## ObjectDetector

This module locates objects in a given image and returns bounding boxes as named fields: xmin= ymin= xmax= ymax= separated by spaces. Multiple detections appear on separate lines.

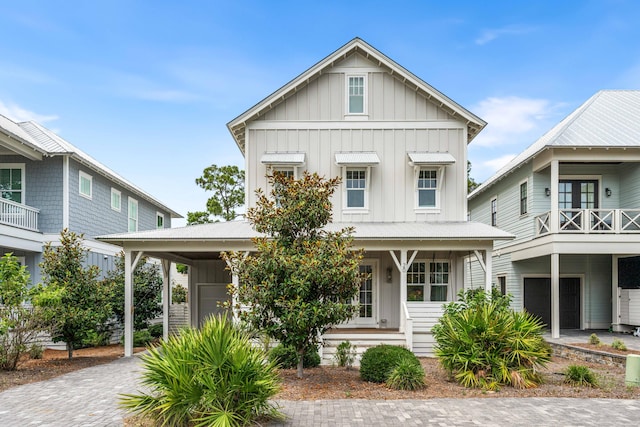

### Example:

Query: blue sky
xmin=1 ymin=1 xmax=639 ymax=226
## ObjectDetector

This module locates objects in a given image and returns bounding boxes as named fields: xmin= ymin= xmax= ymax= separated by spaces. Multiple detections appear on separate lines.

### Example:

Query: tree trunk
xmin=296 ymin=349 xmax=304 ymax=378
xmin=67 ymin=342 xmax=73 ymax=359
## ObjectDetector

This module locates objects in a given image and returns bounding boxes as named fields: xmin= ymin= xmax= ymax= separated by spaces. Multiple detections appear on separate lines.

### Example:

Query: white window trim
xmin=345 ymin=73 xmax=368 ymax=118
xmin=0 ymin=163 xmax=26 ymax=204
xmin=79 ymin=171 xmax=92 ymax=200
xmin=343 ymin=166 xmax=370 ymax=212
xmin=111 ymin=188 xmax=121 ymax=212
xmin=156 ymin=212 xmax=164 ymax=229
xmin=519 ymin=179 xmax=528 ymax=217
xmin=407 ymin=259 xmax=451 ymax=302
xmin=490 ymin=196 xmax=498 ymax=227
xmin=414 ymin=166 xmax=443 ymax=211
xmin=128 ymin=197 xmax=138 ymax=232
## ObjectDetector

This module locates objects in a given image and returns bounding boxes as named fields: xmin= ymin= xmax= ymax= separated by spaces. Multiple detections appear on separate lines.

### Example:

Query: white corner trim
xmin=63 ymin=156 xmax=69 ymax=228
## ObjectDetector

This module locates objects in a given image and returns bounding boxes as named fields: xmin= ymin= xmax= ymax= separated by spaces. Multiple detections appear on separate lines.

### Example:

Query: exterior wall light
xmin=545 ymin=188 xmax=551 ymax=197
xmin=386 ymin=267 xmax=393 ymax=282
xmin=606 ymin=188 xmax=612 ymax=197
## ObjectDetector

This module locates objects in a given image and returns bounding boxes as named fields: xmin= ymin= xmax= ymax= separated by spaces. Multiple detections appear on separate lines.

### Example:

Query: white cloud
xmin=471 ymin=96 xmax=557 ymax=147
xmin=0 ymin=100 xmax=59 ymax=123
xmin=475 ymin=25 xmax=536 ymax=45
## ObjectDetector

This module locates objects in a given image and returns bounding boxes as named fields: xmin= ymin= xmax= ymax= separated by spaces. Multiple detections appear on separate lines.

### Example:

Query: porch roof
xmin=98 ymin=220 xmax=514 ymax=245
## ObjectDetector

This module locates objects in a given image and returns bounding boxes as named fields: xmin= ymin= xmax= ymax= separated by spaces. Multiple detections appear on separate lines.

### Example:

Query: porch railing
xmin=0 ymin=198 xmax=39 ymax=231
xmin=534 ymin=209 xmax=640 ymax=236
xmin=401 ymin=302 xmax=413 ymax=351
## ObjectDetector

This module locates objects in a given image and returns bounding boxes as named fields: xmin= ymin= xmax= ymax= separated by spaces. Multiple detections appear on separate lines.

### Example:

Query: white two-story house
xmin=468 ymin=90 xmax=640 ymax=339
xmin=100 ymin=38 xmax=513 ymax=359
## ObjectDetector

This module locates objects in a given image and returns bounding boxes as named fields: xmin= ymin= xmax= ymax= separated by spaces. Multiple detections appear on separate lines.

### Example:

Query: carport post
xmin=161 ymin=260 xmax=171 ymax=341
xmin=551 ymin=253 xmax=560 ymax=339
xmin=124 ymin=250 xmax=143 ymax=357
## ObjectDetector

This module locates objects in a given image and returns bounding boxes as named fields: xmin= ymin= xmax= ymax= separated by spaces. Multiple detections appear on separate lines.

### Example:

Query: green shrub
xmin=269 ymin=344 xmax=320 ymax=369
xmin=611 ymin=338 xmax=627 ymax=351
xmin=121 ymin=329 xmax=153 ymax=347
xmin=432 ymin=289 xmax=551 ymax=390
xmin=29 ymin=343 xmax=44 ymax=360
xmin=588 ymin=333 xmax=601 ymax=345
xmin=172 ymin=284 xmax=188 ymax=304
xmin=564 ymin=364 xmax=598 ymax=387
xmin=386 ymin=358 xmax=426 ymax=390
xmin=81 ymin=329 xmax=111 ymax=348
xmin=120 ymin=315 xmax=282 ymax=426
xmin=359 ymin=345 xmax=419 ymax=383
xmin=334 ymin=340 xmax=358 ymax=369
xmin=147 ymin=323 xmax=163 ymax=338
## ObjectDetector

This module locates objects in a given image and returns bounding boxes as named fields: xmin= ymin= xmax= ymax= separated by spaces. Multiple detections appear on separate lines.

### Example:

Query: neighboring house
xmin=467 ymin=90 xmax=640 ymax=339
xmin=0 ymin=114 xmax=182 ymax=285
xmin=100 ymin=38 xmax=513 ymax=359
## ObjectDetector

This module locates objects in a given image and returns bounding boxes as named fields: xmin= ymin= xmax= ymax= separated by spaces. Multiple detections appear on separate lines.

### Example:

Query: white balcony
xmin=535 ymin=209 xmax=640 ymax=237
xmin=0 ymin=198 xmax=39 ymax=232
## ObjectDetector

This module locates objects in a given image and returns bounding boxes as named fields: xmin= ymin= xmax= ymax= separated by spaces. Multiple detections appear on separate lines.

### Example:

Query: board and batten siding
xmin=258 ymin=53 xmax=454 ymax=123
xmin=247 ymin=127 xmax=466 ymax=222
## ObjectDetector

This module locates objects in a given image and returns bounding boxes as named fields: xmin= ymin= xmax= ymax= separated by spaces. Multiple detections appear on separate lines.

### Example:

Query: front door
xmin=354 ymin=263 xmax=377 ymax=327
xmin=524 ymin=277 xmax=581 ymax=330
xmin=197 ymin=283 xmax=229 ymax=327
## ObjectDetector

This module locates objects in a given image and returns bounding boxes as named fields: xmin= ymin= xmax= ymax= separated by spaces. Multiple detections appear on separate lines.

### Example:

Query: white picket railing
xmin=0 ymin=198 xmax=39 ymax=231
xmin=534 ymin=209 xmax=640 ymax=236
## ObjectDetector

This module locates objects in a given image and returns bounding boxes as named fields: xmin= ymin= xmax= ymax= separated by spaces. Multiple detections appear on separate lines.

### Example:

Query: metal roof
xmin=98 ymin=220 xmax=513 ymax=244
xmin=335 ymin=152 xmax=380 ymax=165
xmin=261 ymin=152 xmax=306 ymax=165
xmin=469 ymin=90 xmax=640 ymax=199
xmin=0 ymin=115 xmax=181 ymax=218
xmin=407 ymin=152 xmax=456 ymax=165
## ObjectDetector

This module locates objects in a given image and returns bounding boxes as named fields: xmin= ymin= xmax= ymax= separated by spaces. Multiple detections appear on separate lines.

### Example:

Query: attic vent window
xmin=347 ymin=75 xmax=366 ymax=115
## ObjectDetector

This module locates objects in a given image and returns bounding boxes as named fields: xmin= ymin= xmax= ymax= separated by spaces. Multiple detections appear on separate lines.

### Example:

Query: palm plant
xmin=433 ymin=289 xmax=551 ymax=390
xmin=120 ymin=315 xmax=282 ymax=426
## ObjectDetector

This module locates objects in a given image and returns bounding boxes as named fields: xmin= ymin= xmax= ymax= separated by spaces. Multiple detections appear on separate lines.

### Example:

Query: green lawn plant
xmin=386 ymin=358 xmax=427 ymax=390
xmin=119 ymin=315 xmax=282 ymax=427
xmin=611 ymin=338 xmax=627 ymax=351
xmin=588 ymin=333 xmax=601 ymax=345
xmin=359 ymin=344 xmax=420 ymax=383
xmin=564 ymin=364 xmax=598 ymax=387
xmin=269 ymin=343 xmax=321 ymax=369
xmin=432 ymin=288 xmax=551 ymax=390
xmin=334 ymin=340 xmax=358 ymax=369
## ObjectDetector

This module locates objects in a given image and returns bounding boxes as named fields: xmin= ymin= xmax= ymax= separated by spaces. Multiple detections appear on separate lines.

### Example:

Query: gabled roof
xmin=0 ymin=114 xmax=181 ymax=218
xmin=469 ymin=90 xmax=640 ymax=199
xmin=227 ymin=38 xmax=486 ymax=155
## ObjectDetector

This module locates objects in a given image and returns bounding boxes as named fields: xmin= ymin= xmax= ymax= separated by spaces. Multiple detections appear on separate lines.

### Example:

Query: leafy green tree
xmin=468 ymin=161 xmax=480 ymax=193
xmin=0 ymin=253 xmax=47 ymax=370
xmin=35 ymin=230 xmax=113 ymax=358
xmin=105 ymin=254 xmax=163 ymax=331
xmin=223 ymin=172 xmax=363 ymax=378
xmin=187 ymin=164 xmax=245 ymax=224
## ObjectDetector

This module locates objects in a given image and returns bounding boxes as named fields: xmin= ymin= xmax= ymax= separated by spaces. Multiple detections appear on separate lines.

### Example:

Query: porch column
xmin=612 ymin=255 xmax=620 ymax=330
xmin=161 ymin=260 xmax=171 ymax=341
xmin=390 ymin=250 xmax=418 ymax=332
xmin=550 ymin=160 xmax=559 ymax=233
xmin=124 ymin=250 xmax=143 ymax=357
xmin=484 ymin=248 xmax=492 ymax=294
xmin=551 ymin=253 xmax=560 ymax=339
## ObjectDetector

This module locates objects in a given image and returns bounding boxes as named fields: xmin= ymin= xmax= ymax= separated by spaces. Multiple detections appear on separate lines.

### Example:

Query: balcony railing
xmin=0 ymin=198 xmax=39 ymax=232
xmin=535 ymin=209 xmax=640 ymax=236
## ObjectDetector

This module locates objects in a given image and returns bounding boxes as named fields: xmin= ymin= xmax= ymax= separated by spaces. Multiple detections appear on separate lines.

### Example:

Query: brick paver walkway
xmin=1 ymin=353 xmax=639 ymax=426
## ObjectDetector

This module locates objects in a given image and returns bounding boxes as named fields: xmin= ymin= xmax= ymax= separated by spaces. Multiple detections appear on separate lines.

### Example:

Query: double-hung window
xmin=0 ymin=164 xmax=24 ymax=203
xmin=79 ymin=171 xmax=92 ymax=199
xmin=156 ymin=212 xmax=164 ymax=229
xmin=407 ymin=261 xmax=450 ymax=302
xmin=347 ymin=75 xmax=366 ymax=115
xmin=111 ymin=188 xmax=121 ymax=211
xmin=417 ymin=169 xmax=437 ymax=208
xmin=520 ymin=181 xmax=528 ymax=215
xmin=491 ymin=197 xmax=498 ymax=226
xmin=346 ymin=169 xmax=366 ymax=208
xmin=128 ymin=198 xmax=138 ymax=232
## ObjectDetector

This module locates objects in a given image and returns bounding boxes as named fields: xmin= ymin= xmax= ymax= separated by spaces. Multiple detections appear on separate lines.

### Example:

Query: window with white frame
xmin=111 ymin=188 xmax=121 ymax=211
xmin=0 ymin=163 xmax=25 ymax=203
xmin=417 ymin=169 xmax=437 ymax=208
xmin=347 ymin=75 xmax=366 ymax=114
xmin=128 ymin=198 xmax=138 ymax=232
xmin=497 ymin=275 xmax=507 ymax=295
xmin=79 ymin=171 xmax=92 ymax=199
xmin=520 ymin=181 xmax=528 ymax=215
xmin=346 ymin=168 xmax=366 ymax=208
xmin=407 ymin=261 xmax=450 ymax=302
xmin=491 ymin=197 xmax=498 ymax=226
xmin=156 ymin=212 xmax=164 ymax=229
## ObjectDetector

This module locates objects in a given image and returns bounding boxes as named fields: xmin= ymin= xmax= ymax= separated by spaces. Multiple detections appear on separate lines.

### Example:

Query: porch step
xmin=320 ymin=332 xmax=407 ymax=366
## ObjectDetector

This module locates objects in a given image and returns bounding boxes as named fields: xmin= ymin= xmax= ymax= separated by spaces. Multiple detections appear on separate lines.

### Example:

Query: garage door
xmin=524 ymin=277 xmax=580 ymax=329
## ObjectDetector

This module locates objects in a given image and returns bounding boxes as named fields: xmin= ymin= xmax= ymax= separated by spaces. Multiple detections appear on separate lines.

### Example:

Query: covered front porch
xmin=98 ymin=220 xmax=512 ymax=358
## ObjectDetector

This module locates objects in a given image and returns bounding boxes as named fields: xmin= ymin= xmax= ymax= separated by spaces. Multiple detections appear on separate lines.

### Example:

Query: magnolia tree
xmin=223 ymin=172 xmax=364 ymax=378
